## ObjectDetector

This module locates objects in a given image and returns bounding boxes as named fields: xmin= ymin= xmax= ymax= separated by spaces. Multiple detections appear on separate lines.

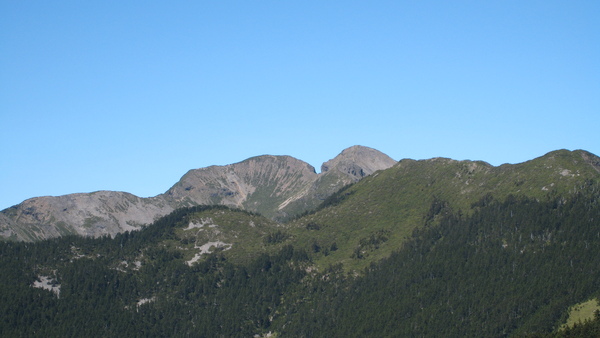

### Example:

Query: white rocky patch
xmin=137 ymin=297 xmax=155 ymax=306
xmin=560 ymin=169 xmax=571 ymax=177
xmin=542 ymin=183 xmax=556 ymax=191
xmin=32 ymin=276 xmax=61 ymax=298
xmin=114 ymin=260 xmax=129 ymax=272
xmin=186 ymin=241 xmax=232 ymax=266
xmin=70 ymin=245 xmax=86 ymax=260
xmin=185 ymin=217 xmax=218 ymax=230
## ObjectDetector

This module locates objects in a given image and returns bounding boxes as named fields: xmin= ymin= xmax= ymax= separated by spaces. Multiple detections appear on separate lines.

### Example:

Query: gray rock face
xmin=162 ymin=146 xmax=396 ymax=220
xmin=163 ymin=155 xmax=319 ymax=219
xmin=321 ymin=145 xmax=397 ymax=178
xmin=0 ymin=146 xmax=396 ymax=241
xmin=280 ymin=146 xmax=398 ymax=215
xmin=0 ymin=192 xmax=173 ymax=241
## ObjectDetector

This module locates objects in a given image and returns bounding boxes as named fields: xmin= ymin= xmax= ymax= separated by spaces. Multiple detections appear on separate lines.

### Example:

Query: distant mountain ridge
xmin=0 ymin=145 xmax=396 ymax=241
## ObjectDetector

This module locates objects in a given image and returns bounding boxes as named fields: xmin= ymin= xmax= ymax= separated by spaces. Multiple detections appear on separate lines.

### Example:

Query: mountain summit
xmin=0 ymin=146 xmax=396 ymax=241
xmin=162 ymin=145 xmax=396 ymax=220
xmin=163 ymin=155 xmax=319 ymax=218
xmin=321 ymin=145 xmax=397 ymax=177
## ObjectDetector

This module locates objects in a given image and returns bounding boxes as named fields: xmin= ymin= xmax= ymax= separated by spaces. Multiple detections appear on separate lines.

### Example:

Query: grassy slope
xmin=560 ymin=299 xmax=600 ymax=330
xmin=286 ymin=149 xmax=600 ymax=271
xmin=157 ymin=208 xmax=288 ymax=265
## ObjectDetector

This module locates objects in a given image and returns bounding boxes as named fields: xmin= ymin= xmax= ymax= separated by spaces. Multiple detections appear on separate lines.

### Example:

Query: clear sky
xmin=1 ymin=1 xmax=599 ymax=210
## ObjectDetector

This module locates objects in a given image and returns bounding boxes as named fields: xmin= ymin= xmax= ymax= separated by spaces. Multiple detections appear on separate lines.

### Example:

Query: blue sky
xmin=1 ymin=1 xmax=599 ymax=210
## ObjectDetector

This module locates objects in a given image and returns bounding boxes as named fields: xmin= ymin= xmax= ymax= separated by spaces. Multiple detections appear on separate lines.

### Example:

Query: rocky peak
xmin=267 ymin=146 xmax=399 ymax=218
xmin=320 ymin=145 xmax=397 ymax=179
xmin=163 ymin=155 xmax=319 ymax=218
xmin=1 ymin=146 xmax=395 ymax=241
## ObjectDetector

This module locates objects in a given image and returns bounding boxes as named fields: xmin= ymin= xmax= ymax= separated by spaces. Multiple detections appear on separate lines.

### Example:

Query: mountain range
xmin=288 ymin=148 xmax=600 ymax=270
xmin=0 ymin=145 xmax=396 ymax=241
xmin=2 ymin=146 xmax=600 ymax=336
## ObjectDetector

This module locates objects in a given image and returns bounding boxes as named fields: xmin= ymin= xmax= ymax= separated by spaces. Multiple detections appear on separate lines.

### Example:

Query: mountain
xmin=268 ymin=145 xmax=398 ymax=218
xmin=285 ymin=149 xmax=600 ymax=270
xmin=0 ymin=192 xmax=173 ymax=241
xmin=0 ymin=145 xmax=396 ymax=241
xmin=162 ymin=154 xmax=318 ymax=218
xmin=1 ymin=148 xmax=600 ymax=336
xmin=1 ymin=161 xmax=599 ymax=336
xmin=163 ymin=145 xmax=397 ymax=219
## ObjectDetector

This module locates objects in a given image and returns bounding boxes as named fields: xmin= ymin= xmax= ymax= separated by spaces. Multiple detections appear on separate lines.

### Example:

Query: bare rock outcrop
xmin=0 ymin=146 xmax=396 ymax=241
xmin=163 ymin=155 xmax=319 ymax=219
xmin=321 ymin=145 xmax=397 ymax=179
xmin=279 ymin=146 xmax=397 ymax=216
xmin=1 ymin=191 xmax=173 ymax=241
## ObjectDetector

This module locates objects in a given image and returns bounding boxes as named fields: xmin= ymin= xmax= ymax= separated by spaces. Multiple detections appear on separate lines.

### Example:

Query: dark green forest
xmin=279 ymin=185 xmax=600 ymax=336
xmin=2 ymin=182 xmax=600 ymax=336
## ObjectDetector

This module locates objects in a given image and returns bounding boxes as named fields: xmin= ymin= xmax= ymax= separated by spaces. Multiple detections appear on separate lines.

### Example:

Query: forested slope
xmin=1 ymin=181 xmax=600 ymax=336
xmin=0 ymin=206 xmax=310 ymax=337
xmin=279 ymin=183 xmax=600 ymax=336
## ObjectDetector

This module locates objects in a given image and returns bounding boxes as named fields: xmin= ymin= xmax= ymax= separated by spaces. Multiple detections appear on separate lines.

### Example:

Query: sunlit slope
xmin=288 ymin=149 xmax=600 ymax=270
xmin=159 ymin=206 xmax=290 ymax=265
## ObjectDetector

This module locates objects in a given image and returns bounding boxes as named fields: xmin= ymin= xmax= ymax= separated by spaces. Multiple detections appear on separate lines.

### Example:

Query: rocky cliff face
xmin=0 ymin=146 xmax=396 ymax=241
